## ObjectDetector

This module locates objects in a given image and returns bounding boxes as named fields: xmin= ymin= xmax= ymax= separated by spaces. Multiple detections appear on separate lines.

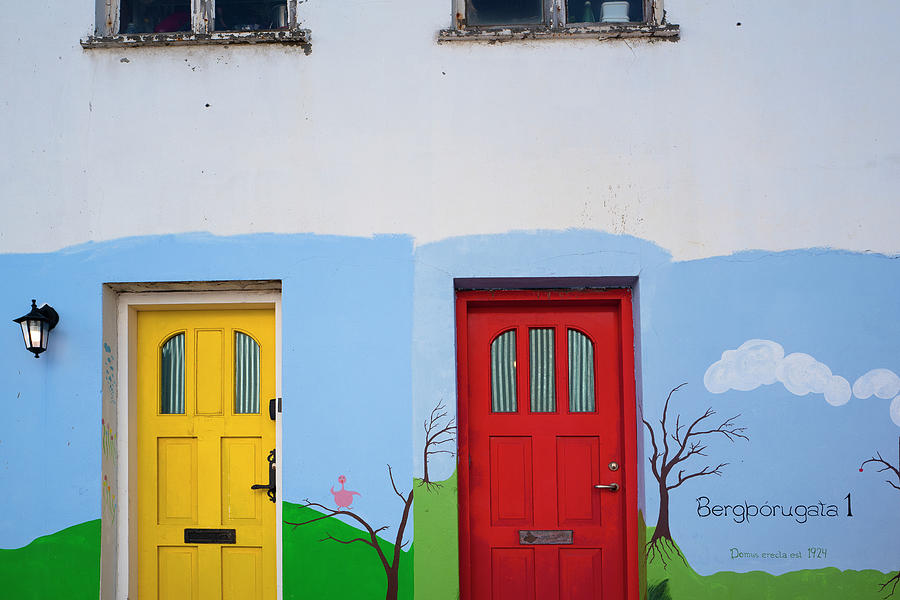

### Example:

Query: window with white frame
xmin=444 ymin=0 xmax=677 ymax=37
xmin=85 ymin=0 xmax=307 ymax=45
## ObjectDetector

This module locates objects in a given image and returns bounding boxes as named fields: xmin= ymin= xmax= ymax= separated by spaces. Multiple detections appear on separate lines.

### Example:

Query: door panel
xmin=556 ymin=437 xmax=600 ymax=524
xmin=491 ymin=548 xmax=535 ymax=600
xmin=559 ymin=549 xmax=603 ymax=600
xmin=196 ymin=329 xmax=225 ymax=415
xmin=158 ymin=546 xmax=199 ymax=600
xmin=490 ymin=437 xmax=534 ymax=525
xmin=138 ymin=307 xmax=276 ymax=600
xmin=221 ymin=437 xmax=263 ymax=524
xmin=222 ymin=547 xmax=264 ymax=600
xmin=457 ymin=290 xmax=636 ymax=600
xmin=157 ymin=437 xmax=199 ymax=524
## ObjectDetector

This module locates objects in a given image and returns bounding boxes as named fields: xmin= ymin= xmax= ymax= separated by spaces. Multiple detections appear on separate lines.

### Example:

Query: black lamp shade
xmin=13 ymin=300 xmax=59 ymax=358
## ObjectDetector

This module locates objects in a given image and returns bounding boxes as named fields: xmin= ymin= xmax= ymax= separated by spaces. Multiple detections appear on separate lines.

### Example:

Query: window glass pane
xmin=568 ymin=329 xmax=595 ymax=412
xmin=491 ymin=330 xmax=518 ymax=413
xmin=160 ymin=334 xmax=185 ymax=414
xmin=566 ymin=0 xmax=643 ymax=23
xmin=235 ymin=332 xmax=261 ymax=414
xmin=467 ymin=0 xmax=541 ymax=25
xmin=119 ymin=0 xmax=191 ymax=34
xmin=529 ymin=328 xmax=556 ymax=412
xmin=214 ymin=0 xmax=288 ymax=31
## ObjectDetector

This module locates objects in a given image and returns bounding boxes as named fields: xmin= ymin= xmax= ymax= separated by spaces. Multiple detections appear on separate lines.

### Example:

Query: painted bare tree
xmin=643 ymin=383 xmax=748 ymax=566
xmin=859 ymin=436 xmax=900 ymax=598
xmin=421 ymin=400 xmax=457 ymax=488
xmin=284 ymin=465 xmax=413 ymax=600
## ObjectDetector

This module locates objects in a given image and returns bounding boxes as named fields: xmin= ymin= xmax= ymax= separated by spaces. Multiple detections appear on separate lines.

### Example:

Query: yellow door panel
xmin=158 ymin=547 xmax=199 ymax=600
xmin=138 ymin=307 xmax=276 ymax=600
xmin=157 ymin=438 xmax=199 ymax=524
xmin=196 ymin=329 xmax=225 ymax=416
xmin=222 ymin=547 xmax=264 ymax=600
xmin=222 ymin=437 xmax=264 ymax=524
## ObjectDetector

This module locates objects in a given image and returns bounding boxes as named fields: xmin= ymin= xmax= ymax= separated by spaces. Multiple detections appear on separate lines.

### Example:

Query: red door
xmin=457 ymin=290 xmax=638 ymax=600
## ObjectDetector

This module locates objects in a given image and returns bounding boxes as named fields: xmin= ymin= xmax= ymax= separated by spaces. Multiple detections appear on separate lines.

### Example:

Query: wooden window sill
xmin=81 ymin=29 xmax=311 ymax=50
xmin=437 ymin=22 xmax=679 ymax=43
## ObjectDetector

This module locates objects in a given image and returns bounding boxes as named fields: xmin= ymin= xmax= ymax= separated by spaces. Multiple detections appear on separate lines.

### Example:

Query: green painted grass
xmin=646 ymin=527 xmax=896 ymax=600
xmin=0 ymin=520 xmax=100 ymax=600
xmin=413 ymin=473 xmax=459 ymax=600
xmin=283 ymin=502 xmax=413 ymax=600
xmin=8 ymin=508 xmax=890 ymax=600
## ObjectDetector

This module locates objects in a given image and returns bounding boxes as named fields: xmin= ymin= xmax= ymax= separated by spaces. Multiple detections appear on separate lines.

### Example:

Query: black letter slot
xmin=184 ymin=528 xmax=237 ymax=544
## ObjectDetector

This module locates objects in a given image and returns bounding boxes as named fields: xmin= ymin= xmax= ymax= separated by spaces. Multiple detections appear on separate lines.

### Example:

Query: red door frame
xmin=455 ymin=288 xmax=640 ymax=600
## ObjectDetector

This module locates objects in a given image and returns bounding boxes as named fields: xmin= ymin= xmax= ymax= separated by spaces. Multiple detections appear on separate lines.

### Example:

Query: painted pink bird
xmin=330 ymin=475 xmax=361 ymax=509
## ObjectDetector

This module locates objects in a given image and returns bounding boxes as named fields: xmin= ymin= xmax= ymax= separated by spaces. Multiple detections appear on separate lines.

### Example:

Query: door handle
xmin=251 ymin=449 xmax=277 ymax=503
xmin=593 ymin=483 xmax=619 ymax=492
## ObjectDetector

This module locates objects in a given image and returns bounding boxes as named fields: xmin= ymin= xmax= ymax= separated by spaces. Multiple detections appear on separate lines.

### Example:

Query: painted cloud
xmin=704 ymin=339 xmax=852 ymax=406
xmin=852 ymin=369 xmax=900 ymax=400
xmin=703 ymin=339 xmax=783 ymax=393
xmin=853 ymin=368 xmax=900 ymax=427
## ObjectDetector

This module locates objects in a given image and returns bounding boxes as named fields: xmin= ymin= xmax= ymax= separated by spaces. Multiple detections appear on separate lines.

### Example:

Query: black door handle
xmin=251 ymin=449 xmax=276 ymax=503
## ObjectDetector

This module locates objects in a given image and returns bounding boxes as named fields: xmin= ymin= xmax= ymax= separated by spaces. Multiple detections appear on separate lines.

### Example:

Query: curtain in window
xmin=568 ymin=329 xmax=595 ymax=412
xmin=234 ymin=332 xmax=260 ymax=414
xmin=491 ymin=330 xmax=517 ymax=413
xmin=530 ymin=328 xmax=556 ymax=412
xmin=160 ymin=333 xmax=185 ymax=415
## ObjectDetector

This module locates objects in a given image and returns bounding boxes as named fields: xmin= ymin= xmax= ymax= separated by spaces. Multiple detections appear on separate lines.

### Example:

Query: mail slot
xmin=518 ymin=530 xmax=573 ymax=545
xmin=184 ymin=528 xmax=237 ymax=544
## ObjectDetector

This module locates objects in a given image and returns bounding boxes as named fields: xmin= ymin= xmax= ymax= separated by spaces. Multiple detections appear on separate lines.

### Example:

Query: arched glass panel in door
xmin=568 ymin=329 xmax=595 ymax=412
xmin=234 ymin=331 xmax=260 ymax=414
xmin=160 ymin=333 xmax=185 ymax=414
xmin=490 ymin=330 xmax=517 ymax=413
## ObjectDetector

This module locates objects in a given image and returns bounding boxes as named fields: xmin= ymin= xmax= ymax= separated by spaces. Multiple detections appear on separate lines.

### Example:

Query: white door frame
xmin=113 ymin=289 xmax=283 ymax=600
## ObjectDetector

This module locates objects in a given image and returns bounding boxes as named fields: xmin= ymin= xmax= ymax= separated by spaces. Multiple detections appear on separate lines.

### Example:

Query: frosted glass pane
xmin=234 ymin=332 xmax=260 ymax=414
xmin=161 ymin=334 xmax=185 ymax=415
xmin=530 ymin=328 xmax=556 ymax=412
xmin=568 ymin=330 xmax=595 ymax=412
xmin=491 ymin=330 xmax=517 ymax=413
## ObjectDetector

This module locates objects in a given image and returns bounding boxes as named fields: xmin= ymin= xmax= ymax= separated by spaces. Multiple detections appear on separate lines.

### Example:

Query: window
xmin=440 ymin=0 xmax=679 ymax=41
xmin=83 ymin=0 xmax=309 ymax=48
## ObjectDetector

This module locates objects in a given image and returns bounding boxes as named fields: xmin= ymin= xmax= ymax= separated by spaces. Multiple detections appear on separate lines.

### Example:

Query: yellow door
xmin=137 ymin=306 xmax=276 ymax=600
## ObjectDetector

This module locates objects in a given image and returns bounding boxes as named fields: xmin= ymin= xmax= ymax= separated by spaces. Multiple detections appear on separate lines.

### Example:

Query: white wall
xmin=1 ymin=0 xmax=898 ymax=260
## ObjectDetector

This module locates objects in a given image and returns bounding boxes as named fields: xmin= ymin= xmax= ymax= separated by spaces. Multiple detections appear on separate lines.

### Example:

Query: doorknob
xmin=593 ymin=483 xmax=619 ymax=492
xmin=251 ymin=449 xmax=277 ymax=503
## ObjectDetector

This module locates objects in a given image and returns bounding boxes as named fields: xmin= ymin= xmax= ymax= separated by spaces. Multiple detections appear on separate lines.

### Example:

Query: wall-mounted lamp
xmin=13 ymin=300 xmax=59 ymax=358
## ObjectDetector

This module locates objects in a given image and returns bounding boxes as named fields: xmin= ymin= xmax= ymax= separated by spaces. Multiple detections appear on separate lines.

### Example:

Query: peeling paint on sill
xmin=81 ymin=29 xmax=312 ymax=53
xmin=437 ymin=22 xmax=679 ymax=43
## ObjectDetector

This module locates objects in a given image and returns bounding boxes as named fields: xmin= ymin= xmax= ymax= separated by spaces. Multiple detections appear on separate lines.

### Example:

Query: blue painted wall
xmin=0 ymin=233 xmax=414 ymax=548
xmin=1 ymin=230 xmax=899 ymax=593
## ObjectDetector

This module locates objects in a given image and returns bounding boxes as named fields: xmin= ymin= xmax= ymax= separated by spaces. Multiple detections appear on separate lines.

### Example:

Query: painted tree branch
xmin=859 ymin=437 xmax=900 ymax=598
xmin=643 ymin=383 xmax=748 ymax=566
xmin=421 ymin=400 xmax=457 ymax=488
xmin=285 ymin=500 xmax=391 ymax=570
xmin=861 ymin=450 xmax=900 ymax=492
xmin=284 ymin=465 xmax=414 ymax=600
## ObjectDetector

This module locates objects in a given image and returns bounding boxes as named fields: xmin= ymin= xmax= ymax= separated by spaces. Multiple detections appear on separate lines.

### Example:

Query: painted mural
xmin=643 ymin=383 xmax=749 ymax=567
xmin=0 ymin=231 xmax=898 ymax=599
xmin=642 ymin=333 xmax=900 ymax=599
xmin=285 ymin=468 xmax=413 ymax=600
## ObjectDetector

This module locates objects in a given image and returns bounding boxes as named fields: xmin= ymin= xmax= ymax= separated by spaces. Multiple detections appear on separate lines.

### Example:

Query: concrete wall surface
xmin=1 ymin=1 xmax=898 ymax=259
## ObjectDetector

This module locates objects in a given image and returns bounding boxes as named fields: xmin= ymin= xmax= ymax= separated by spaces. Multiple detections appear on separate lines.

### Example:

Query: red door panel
xmin=490 ymin=437 xmax=534 ymax=525
xmin=557 ymin=437 xmax=601 ymax=525
xmin=457 ymin=290 xmax=637 ymax=600
xmin=492 ymin=548 xmax=536 ymax=600
xmin=559 ymin=549 xmax=604 ymax=600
